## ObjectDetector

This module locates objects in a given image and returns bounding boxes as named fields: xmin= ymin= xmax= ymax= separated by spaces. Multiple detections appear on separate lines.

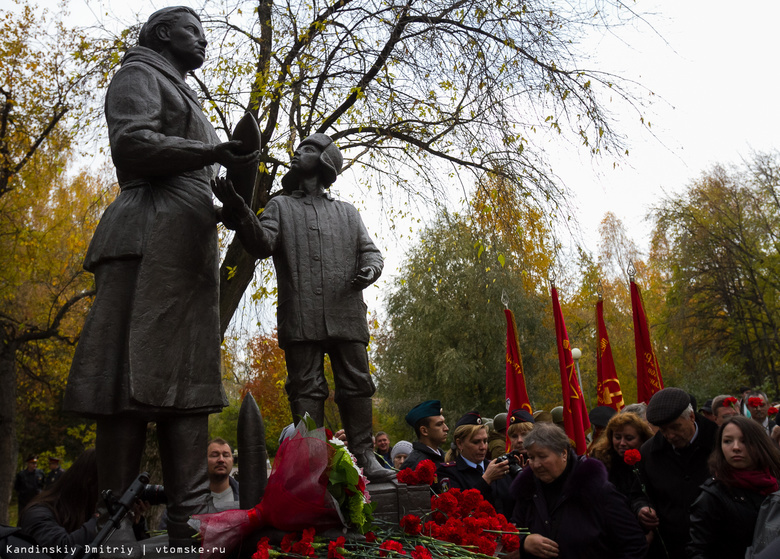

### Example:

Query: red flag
xmin=631 ymin=280 xmax=664 ymax=403
xmin=505 ymin=308 xmax=533 ymax=439
xmin=551 ymin=286 xmax=590 ymax=455
xmin=596 ymin=299 xmax=625 ymax=411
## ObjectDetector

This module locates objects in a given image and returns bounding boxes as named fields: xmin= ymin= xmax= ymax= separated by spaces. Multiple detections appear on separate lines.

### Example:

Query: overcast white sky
xmin=26 ymin=0 xmax=780 ymax=319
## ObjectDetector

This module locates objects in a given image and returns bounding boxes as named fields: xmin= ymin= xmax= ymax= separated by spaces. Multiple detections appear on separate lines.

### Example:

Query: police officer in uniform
xmin=436 ymin=412 xmax=512 ymax=512
xmin=44 ymin=457 xmax=65 ymax=489
xmin=400 ymin=400 xmax=449 ymax=471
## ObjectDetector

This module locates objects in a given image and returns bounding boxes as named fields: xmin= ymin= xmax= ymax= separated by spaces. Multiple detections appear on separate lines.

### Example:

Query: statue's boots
xmin=339 ymin=397 xmax=396 ymax=483
xmin=290 ymin=397 xmax=326 ymax=427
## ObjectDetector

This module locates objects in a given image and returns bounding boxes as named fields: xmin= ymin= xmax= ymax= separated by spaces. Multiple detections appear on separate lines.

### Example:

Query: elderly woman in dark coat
xmin=510 ymin=423 xmax=647 ymax=558
xmin=687 ymin=415 xmax=780 ymax=559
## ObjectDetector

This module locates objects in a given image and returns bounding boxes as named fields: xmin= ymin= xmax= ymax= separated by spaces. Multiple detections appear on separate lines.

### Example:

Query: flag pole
xmin=571 ymin=347 xmax=589 ymax=410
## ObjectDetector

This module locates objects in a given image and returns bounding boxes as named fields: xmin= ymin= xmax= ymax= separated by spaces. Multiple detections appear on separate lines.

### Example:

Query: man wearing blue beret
xmin=399 ymin=400 xmax=449 ymax=471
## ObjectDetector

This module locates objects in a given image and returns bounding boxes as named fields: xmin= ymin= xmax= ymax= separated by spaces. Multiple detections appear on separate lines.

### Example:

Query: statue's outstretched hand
xmin=212 ymin=140 xmax=260 ymax=169
xmin=352 ymin=267 xmax=377 ymax=290
xmin=211 ymin=176 xmax=246 ymax=212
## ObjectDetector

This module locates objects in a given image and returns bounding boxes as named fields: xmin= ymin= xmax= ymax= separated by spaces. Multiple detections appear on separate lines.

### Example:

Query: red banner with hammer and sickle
xmin=505 ymin=308 xmax=533 ymax=439
xmin=631 ymin=280 xmax=664 ymax=403
xmin=551 ymin=286 xmax=590 ymax=455
xmin=596 ymin=299 xmax=625 ymax=411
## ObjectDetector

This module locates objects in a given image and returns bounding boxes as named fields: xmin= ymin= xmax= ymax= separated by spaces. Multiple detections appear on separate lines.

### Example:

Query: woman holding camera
xmin=435 ymin=412 xmax=513 ymax=512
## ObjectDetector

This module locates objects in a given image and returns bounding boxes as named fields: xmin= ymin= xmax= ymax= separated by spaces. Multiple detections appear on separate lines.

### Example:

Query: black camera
xmin=139 ymin=484 xmax=167 ymax=505
xmin=495 ymin=450 xmax=523 ymax=476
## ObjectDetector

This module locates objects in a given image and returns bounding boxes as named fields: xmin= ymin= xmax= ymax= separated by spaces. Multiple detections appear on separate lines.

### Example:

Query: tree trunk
xmin=219 ymin=242 xmax=258 ymax=337
xmin=0 ymin=335 xmax=19 ymax=525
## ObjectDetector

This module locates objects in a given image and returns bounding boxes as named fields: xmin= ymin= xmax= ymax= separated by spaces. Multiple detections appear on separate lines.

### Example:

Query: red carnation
xmin=770 ymin=407 xmax=778 ymax=415
xmin=431 ymin=491 xmax=458 ymax=517
xmin=401 ymin=514 xmax=423 ymax=535
xmin=292 ymin=541 xmax=317 ymax=558
xmin=379 ymin=540 xmax=407 ymax=557
xmin=328 ymin=537 xmax=347 ymax=559
xmin=723 ymin=396 xmax=738 ymax=407
xmin=458 ymin=489 xmax=483 ymax=514
xmin=280 ymin=533 xmax=297 ymax=553
xmin=415 ymin=460 xmax=437 ymax=485
xmin=365 ymin=532 xmax=378 ymax=543
xmin=252 ymin=538 xmax=271 ymax=559
xmin=476 ymin=536 xmax=497 ymax=555
xmin=624 ymin=448 xmax=642 ymax=466
xmin=423 ymin=520 xmax=440 ymax=537
xmin=411 ymin=545 xmax=433 ymax=559
xmin=501 ymin=533 xmax=521 ymax=552
xmin=397 ymin=468 xmax=418 ymax=485
xmin=749 ymin=397 xmax=765 ymax=407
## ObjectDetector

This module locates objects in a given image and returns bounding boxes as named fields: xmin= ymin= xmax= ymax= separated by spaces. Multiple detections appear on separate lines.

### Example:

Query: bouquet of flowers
xmin=192 ymin=416 xmax=374 ymax=558
xmin=396 ymin=460 xmax=436 ymax=486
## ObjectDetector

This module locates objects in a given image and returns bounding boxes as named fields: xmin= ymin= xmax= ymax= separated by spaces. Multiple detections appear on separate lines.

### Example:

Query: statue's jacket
xmin=228 ymin=190 xmax=383 ymax=349
xmin=64 ymin=47 xmax=227 ymax=416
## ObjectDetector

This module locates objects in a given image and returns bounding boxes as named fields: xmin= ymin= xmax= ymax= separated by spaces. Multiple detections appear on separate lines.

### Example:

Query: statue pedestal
xmin=369 ymin=480 xmax=431 ymax=523
xmin=98 ymin=482 xmax=430 ymax=558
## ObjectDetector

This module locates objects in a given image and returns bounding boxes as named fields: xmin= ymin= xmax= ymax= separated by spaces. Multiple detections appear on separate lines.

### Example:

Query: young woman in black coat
xmin=688 ymin=415 xmax=780 ymax=559
xmin=19 ymin=449 xmax=99 ymax=557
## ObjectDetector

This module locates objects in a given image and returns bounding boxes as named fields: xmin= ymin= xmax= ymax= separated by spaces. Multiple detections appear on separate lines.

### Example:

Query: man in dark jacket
xmin=43 ymin=457 xmax=64 ymax=489
xmin=213 ymin=133 xmax=391 ymax=482
xmin=746 ymin=390 xmax=777 ymax=436
xmin=632 ymin=387 xmax=718 ymax=559
xmin=400 ymin=400 xmax=449 ymax=471
xmin=13 ymin=455 xmax=44 ymax=520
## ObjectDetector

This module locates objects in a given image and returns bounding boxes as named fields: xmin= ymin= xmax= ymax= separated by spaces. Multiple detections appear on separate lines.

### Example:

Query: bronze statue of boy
xmin=214 ymin=133 xmax=394 ymax=482
xmin=64 ymin=6 xmax=257 ymax=549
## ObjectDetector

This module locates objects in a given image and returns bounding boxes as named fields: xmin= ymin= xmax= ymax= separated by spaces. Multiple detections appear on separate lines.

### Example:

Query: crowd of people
xmin=11 ymin=386 xmax=780 ymax=558
xmin=385 ymin=388 xmax=780 ymax=558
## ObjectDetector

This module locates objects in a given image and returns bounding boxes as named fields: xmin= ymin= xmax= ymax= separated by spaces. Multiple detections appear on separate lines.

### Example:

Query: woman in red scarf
xmin=688 ymin=415 xmax=780 ymax=558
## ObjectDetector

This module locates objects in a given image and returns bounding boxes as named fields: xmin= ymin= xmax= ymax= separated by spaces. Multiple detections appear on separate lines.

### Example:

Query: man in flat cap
xmin=631 ymin=387 xmax=717 ymax=559
xmin=213 ymin=133 xmax=391 ymax=482
xmin=400 ymin=400 xmax=450 ymax=471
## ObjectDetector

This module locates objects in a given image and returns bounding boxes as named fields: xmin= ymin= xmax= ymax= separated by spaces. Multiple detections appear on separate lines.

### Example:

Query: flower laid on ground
xmin=192 ymin=416 xmax=375 ymax=558
xmin=242 ymin=487 xmax=524 ymax=559
xmin=379 ymin=539 xmax=407 ymax=557
xmin=327 ymin=536 xmax=347 ymax=559
xmin=421 ymin=488 xmax=521 ymax=555
xmin=396 ymin=459 xmax=436 ymax=485
xmin=400 ymin=514 xmax=422 ymax=536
